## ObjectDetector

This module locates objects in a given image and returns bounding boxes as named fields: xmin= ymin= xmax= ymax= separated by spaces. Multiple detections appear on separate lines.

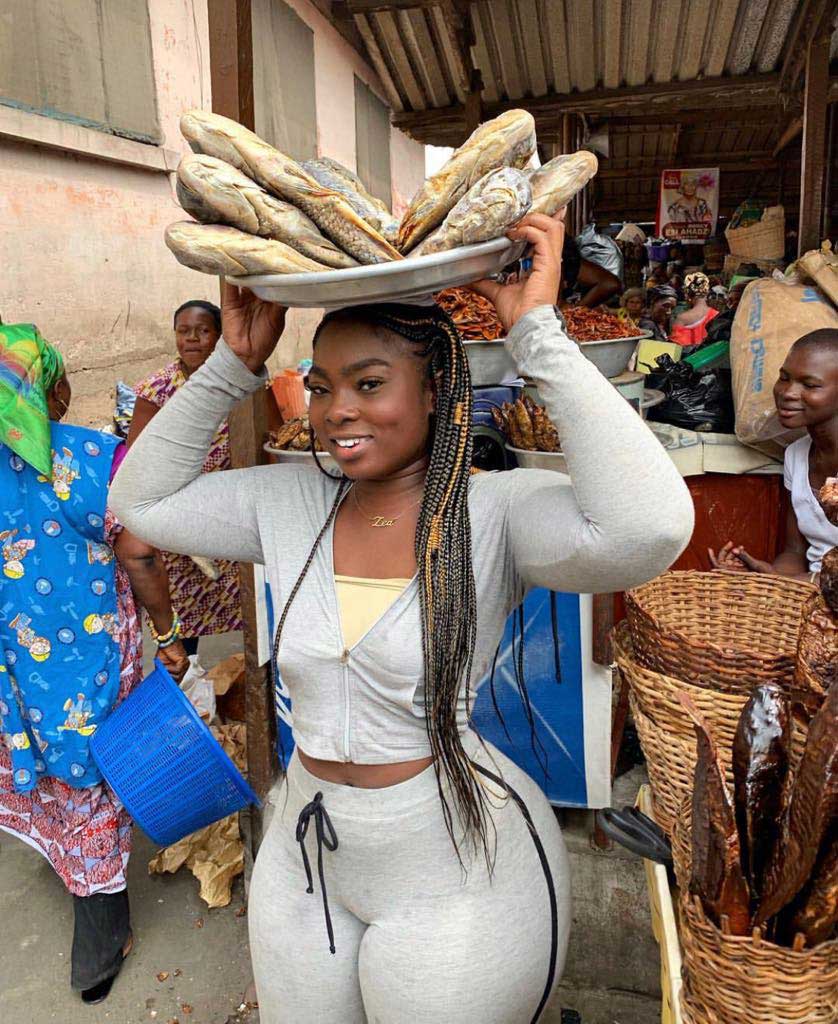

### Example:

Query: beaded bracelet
xmin=151 ymin=614 xmax=182 ymax=648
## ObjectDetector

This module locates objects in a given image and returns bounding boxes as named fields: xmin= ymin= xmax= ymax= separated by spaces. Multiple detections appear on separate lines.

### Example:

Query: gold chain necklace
xmin=352 ymin=486 xmax=422 ymax=528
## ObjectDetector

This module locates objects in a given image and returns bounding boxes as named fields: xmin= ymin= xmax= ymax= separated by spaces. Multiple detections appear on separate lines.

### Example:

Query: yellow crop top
xmin=334 ymin=575 xmax=412 ymax=648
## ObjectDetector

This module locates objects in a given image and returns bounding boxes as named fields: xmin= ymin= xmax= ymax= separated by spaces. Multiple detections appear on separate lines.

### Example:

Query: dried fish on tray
xmin=528 ymin=151 xmax=599 ymax=218
xmin=180 ymin=110 xmax=400 ymax=265
xmin=303 ymin=157 xmax=399 ymax=243
xmin=165 ymin=222 xmax=331 ymax=277
xmin=414 ymin=168 xmax=531 ymax=256
xmin=398 ymin=109 xmax=536 ymax=253
xmin=176 ymin=154 xmax=357 ymax=269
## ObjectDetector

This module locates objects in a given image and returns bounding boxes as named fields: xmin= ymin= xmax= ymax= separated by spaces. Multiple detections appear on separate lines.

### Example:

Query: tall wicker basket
xmin=615 ymin=623 xmax=748 ymax=834
xmin=625 ymin=572 xmax=815 ymax=692
xmin=672 ymin=801 xmax=838 ymax=1024
xmin=615 ymin=624 xmax=809 ymax=835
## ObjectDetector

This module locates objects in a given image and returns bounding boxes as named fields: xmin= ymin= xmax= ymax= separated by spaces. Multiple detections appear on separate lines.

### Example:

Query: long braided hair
xmin=271 ymin=301 xmax=490 ymax=858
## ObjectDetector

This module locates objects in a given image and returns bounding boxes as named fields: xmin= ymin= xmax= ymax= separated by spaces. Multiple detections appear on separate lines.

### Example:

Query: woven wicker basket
xmin=628 ymin=695 xmax=697 ymax=835
xmin=625 ymin=572 xmax=815 ymax=692
xmin=616 ymin=622 xmax=743 ymax=834
xmin=725 ymin=205 xmax=785 ymax=260
xmin=615 ymin=624 xmax=808 ymax=836
xmin=672 ymin=802 xmax=838 ymax=1024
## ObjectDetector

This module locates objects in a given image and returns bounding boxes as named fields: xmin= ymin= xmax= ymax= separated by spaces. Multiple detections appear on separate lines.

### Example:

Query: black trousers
xmin=71 ymin=890 xmax=130 ymax=990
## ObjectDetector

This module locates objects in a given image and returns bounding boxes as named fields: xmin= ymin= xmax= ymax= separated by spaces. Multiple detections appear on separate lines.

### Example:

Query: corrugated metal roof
xmin=349 ymin=0 xmax=815 ymax=115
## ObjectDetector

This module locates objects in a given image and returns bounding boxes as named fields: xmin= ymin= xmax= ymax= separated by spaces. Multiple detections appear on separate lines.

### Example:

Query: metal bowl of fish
xmin=229 ymin=237 xmax=527 ymax=310
xmin=576 ymin=332 xmax=651 ymax=379
xmin=263 ymin=444 xmax=339 ymax=474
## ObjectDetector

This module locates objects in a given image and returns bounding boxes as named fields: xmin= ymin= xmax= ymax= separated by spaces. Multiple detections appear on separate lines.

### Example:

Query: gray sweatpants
xmin=249 ymin=733 xmax=571 ymax=1023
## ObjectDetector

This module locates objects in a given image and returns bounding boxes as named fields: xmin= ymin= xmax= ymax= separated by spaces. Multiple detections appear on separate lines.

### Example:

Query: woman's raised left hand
xmin=470 ymin=209 xmax=566 ymax=334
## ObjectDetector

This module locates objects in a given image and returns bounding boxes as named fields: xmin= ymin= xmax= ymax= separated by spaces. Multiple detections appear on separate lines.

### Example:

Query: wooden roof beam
xmin=393 ymin=72 xmax=790 ymax=143
xmin=778 ymin=0 xmax=836 ymax=102
xmin=597 ymin=157 xmax=783 ymax=182
xmin=341 ymin=0 xmax=444 ymax=10
xmin=440 ymin=1 xmax=483 ymax=132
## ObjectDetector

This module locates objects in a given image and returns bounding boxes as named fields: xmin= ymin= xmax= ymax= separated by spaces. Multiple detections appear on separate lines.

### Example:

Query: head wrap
xmin=649 ymin=285 xmax=678 ymax=305
xmin=0 ymin=323 xmax=65 ymax=476
xmin=684 ymin=271 xmax=710 ymax=299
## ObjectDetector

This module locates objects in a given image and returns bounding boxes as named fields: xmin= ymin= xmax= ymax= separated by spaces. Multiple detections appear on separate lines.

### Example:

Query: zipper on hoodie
xmin=340 ymin=648 xmax=351 ymax=760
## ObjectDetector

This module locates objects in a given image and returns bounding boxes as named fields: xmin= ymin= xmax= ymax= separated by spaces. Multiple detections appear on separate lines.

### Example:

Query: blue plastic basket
xmin=91 ymin=661 xmax=259 ymax=846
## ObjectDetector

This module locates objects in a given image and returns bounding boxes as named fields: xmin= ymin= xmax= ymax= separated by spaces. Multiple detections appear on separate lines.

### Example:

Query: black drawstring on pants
xmin=295 ymin=792 xmax=339 ymax=954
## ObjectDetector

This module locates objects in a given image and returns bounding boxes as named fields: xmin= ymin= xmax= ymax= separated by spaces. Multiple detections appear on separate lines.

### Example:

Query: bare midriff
xmin=298 ymin=750 xmax=434 ymax=788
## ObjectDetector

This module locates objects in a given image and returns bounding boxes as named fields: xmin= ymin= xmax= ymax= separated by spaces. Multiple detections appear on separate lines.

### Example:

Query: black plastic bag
xmin=646 ymin=355 xmax=735 ymax=433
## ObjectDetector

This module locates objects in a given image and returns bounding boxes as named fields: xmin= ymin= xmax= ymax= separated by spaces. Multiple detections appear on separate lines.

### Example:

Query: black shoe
xmin=80 ymin=973 xmax=118 ymax=1005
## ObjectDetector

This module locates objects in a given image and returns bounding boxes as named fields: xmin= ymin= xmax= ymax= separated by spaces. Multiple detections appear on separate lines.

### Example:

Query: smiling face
xmin=306 ymin=318 xmax=435 ymax=480
xmin=774 ymin=339 xmax=838 ymax=431
xmin=174 ymin=307 xmax=220 ymax=371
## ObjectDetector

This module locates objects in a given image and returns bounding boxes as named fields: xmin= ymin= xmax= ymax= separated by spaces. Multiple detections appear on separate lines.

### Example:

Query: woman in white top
xmin=710 ymin=329 xmax=838 ymax=579
xmin=112 ymin=213 xmax=693 ymax=1023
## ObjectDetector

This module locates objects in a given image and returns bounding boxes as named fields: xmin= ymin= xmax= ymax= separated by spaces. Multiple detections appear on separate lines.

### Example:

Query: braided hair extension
xmin=272 ymin=301 xmax=493 ymax=861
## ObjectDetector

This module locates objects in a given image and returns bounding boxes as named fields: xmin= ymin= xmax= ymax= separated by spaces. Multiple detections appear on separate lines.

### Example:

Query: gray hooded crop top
xmin=110 ymin=305 xmax=693 ymax=764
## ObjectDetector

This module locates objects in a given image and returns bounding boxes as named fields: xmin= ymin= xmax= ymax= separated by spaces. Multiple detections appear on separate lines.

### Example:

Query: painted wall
xmin=0 ymin=0 xmax=425 ymax=427
xmin=255 ymin=0 xmax=426 ymax=368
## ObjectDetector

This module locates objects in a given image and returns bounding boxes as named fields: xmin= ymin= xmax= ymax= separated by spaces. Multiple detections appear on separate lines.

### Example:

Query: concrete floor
xmin=1 ymin=629 xmax=663 ymax=1024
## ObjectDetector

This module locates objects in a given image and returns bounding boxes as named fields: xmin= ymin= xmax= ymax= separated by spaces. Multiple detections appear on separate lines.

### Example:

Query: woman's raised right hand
xmin=221 ymin=280 xmax=287 ymax=374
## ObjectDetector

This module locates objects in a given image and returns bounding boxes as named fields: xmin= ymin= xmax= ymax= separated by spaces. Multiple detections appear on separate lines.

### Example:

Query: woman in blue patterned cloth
xmin=0 ymin=323 xmax=187 ymax=1004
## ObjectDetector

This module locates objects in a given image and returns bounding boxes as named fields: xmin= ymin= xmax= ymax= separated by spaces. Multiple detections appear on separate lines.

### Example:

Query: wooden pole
xmin=798 ymin=30 xmax=830 ymax=254
xmin=207 ymin=0 xmax=278 ymax=815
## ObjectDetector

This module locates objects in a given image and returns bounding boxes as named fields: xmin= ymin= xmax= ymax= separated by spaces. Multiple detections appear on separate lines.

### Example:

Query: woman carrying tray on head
xmin=111 ymin=211 xmax=693 ymax=1023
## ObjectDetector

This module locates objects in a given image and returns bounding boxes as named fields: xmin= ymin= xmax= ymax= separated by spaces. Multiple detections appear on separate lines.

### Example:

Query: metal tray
xmin=231 ymin=237 xmax=527 ymax=310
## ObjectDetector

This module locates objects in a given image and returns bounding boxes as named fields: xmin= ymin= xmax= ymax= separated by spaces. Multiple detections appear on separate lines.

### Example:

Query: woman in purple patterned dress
xmin=129 ymin=301 xmax=243 ymax=654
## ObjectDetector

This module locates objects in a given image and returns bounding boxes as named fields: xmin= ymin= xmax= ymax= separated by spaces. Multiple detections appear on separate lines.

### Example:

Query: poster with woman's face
xmin=656 ymin=168 xmax=719 ymax=241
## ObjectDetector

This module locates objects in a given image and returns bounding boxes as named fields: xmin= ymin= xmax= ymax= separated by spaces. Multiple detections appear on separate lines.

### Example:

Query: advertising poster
xmin=656 ymin=167 xmax=719 ymax=241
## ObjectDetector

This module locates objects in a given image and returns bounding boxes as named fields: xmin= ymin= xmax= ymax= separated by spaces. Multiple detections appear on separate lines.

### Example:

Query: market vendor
xmin=617 ymin=287 xmax=645 ymax=324
xmin=561 ymin=234 xmax=621 ymax=308
xmin=637 ymin=285 xmax=678 ymax=342
xmin=710 ymin=329 xmax=838 ymax=580
xmin=0 ymin=324 xmax=186 ymax=1005
xmin=129 ymin=300 xmax=243 ymax=658
xmin=671 ymin=272 xmax=718 ymax=346
xmin=111 ymin=211 xmax=693 ymax=1024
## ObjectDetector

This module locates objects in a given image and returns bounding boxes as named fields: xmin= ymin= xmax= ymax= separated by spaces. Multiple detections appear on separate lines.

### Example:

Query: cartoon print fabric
xmin=0 ymin=421 xmax=121 ymax=792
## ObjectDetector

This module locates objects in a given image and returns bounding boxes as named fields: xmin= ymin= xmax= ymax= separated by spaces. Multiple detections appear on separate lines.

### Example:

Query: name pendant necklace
xmin=352 ymin=487 xmax=422 ymax=528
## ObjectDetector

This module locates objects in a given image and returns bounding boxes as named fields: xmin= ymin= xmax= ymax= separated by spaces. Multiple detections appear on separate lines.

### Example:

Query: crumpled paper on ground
xmin=148 ymin=724 xmax=248 ymax=908
xmin=208 ymin=653 xmax=246 ymax=722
